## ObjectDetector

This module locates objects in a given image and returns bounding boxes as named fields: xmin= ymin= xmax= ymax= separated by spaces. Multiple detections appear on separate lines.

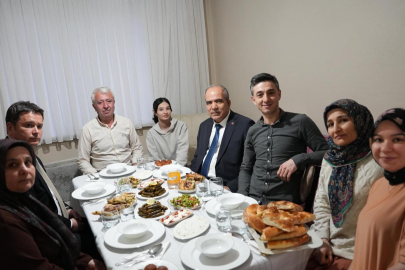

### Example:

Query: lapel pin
xmin=231 ymin=122 xmax=234 ymax=125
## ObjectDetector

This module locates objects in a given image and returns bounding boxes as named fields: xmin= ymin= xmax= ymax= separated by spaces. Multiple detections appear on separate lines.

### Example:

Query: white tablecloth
xmin=71 ymin=169 xmax=313 ymax=270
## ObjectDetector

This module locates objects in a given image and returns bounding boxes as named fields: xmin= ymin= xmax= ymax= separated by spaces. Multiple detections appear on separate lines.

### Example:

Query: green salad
xmin=170 ymin=194 xmax=201 ymax=208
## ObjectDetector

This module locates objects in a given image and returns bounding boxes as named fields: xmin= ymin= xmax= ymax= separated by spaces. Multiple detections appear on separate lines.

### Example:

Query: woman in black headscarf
xmin=308 ymin=99 xmax=383 ymax=270
xmin=0 ymin=139 xmax=104 ymax=270
xmin=350 ymin=108 xmax=405 ymax=270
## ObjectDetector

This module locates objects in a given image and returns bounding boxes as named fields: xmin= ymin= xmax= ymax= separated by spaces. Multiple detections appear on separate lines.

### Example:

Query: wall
xmin=204 ymin=0 xmax=405 ymax=129
xmin=38 ymin=0 xmax=405 ymax=164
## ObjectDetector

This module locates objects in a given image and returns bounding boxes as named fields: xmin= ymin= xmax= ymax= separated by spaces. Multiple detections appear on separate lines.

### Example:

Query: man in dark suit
xmin=191 ymin=85 xmax=255 ymax=192
xmin=5 ymin=101 xmax=101 ymax=260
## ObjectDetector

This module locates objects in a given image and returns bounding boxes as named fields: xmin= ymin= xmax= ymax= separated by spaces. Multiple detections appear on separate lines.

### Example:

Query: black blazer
xmin=190 ymin=111 xmax=255 ymax=192
xmin=30 ymin=157 xmax=71 ymax=228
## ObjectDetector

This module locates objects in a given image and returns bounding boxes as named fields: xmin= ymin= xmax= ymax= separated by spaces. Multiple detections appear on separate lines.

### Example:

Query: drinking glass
xmin=167 ymin=169 xmax=181 ymax=189
xmin=101 ymin=209 xmax=120 ymax=229
xmin=136 ymin=157 xmax=145 ymax=169
xmin=196 ymin=180 xmax=208 ymax=197
xmin=231 ymin=210 xmax=247 ymax=235
xmin=117 ymin=178 xmax=132 ymax=194
xmin=120 ymin=204 xmax=135 ymax=222
xmin=210 ymin=177 xmax=223 ymax=197
xmin=145 ymin=162 xmax=155 ymax=171
xmin=216 ymin=209 xmax=231 ymax=232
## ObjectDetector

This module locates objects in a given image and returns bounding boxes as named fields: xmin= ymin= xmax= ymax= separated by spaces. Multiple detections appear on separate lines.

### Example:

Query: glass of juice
xmin=167 ymin=169 xmax=181 ymax=189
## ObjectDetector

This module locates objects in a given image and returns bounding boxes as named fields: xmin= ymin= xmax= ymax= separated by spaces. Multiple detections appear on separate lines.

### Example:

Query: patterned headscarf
xmin=372 ymin=108 xmax=405 ymax=186
xmin=323 ymin=99 xmax=374 ymax=227
xmin=0 ymin=139 xmax=79 ymax=270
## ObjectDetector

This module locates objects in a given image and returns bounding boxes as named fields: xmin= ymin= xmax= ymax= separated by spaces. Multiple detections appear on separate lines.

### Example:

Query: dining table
xmin=71 ymin=165 xmax=315 ymax=270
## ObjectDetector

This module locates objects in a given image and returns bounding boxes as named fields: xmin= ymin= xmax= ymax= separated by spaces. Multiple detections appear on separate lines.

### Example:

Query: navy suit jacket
xmin=190 ymin=111 xmax=255 ymax=192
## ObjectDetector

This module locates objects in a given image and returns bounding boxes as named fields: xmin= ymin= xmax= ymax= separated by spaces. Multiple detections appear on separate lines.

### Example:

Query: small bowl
xmin=160 ymin=164 xmax=182 ymax=175
xmin=216 ymin=193 xmax=245 ymax=210
xmin=81 ymin=182 xmax=107 ymax=195
xmin=107 ymin=163 xmax=127 ymax=173
xmin=195 ymin=234 xmax=234 ymax=258
xmin=117 ymin=219 xmax=151 ymax=239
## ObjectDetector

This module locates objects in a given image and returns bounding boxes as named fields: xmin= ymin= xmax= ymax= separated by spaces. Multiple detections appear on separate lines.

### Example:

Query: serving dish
xmin=159 ymin=209 xmax=193 ymax=226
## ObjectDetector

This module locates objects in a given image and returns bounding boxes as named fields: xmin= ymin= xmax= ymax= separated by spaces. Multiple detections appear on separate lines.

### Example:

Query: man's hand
xmin=313 ymin=238 xmax=333 ymax=266
xmin=277 ymin=159 xmax=297 ymax=182
xmin=224 ymin=186 xmax=230 ymax=191
xmin=86 ymin=259 xmax=106 ymax=270
xmin=71 ymin=218 xmax=79 ymax=231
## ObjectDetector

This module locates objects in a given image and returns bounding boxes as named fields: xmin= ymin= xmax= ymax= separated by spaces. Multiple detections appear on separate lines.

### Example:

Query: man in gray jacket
xmin=238 ymin=73 xmax=328 ymax=204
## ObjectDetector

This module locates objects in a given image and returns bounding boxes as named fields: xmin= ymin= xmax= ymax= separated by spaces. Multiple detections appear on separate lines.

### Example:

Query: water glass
xmin=145 ymin=162 xmax=155 ymax=171
xmin=196 ymin=180 xmax=208 ymax=197
xmin=230 ymin=210 xmax=247 ymax=235
xmin=120 ymin=204 xmax=135 ymax=222
xmin=137 ymin=157 xmax=145 ymax=169
xmin=210 ymin=177 xmax=223 ymax=197
xmin=216 ymin=209 xmax=231 ymax=232
xmin=117 ymin=178 xmax=132 ymax=194
xmin=101 ymin=209 xmax=120 ymax=229
xmin=167 ymin=169 xmax=181 ymax=190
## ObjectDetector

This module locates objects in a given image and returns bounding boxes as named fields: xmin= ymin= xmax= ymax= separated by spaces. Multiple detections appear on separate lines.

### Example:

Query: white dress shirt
xmin=202 ymin=111 xmax=230 ymax=178
xmin=77 ymin=114 xmax=143 ymax=174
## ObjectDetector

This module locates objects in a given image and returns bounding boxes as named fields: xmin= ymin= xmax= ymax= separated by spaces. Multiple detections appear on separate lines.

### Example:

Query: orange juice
xmin=167 ymin=170 xmax=181 ymax=189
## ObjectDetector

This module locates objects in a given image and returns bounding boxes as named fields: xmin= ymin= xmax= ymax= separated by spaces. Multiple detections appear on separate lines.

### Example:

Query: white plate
xmin=205 ymin=195 xmax=258 ymax=216
xmin=132 ymin=170 xmax=153 ymax=180
xmin=136 ymin=189 xmax=169 ymax=200
xmin=180 ymin=236 xmax=250 ymax=269
xmin=250 ymin=228 xmax=323 ymax=254
xmin=153 ymin=160 xmax=177 ymax=168
xmin=99 ymin=166 xmax=136 ymax=178
xmin=71 ymin=184 xmax=116 ymax=200
xmin=173 ymin=216 xmax=210 ymax=240
xmin=104 ymin=220 xmax=165 ymax=249
xmin=135 ymin=260 xmax=179 ymax=270
xmin=152 ymin=167 xmax=191 ymax=179
xmin=159 ymin=209 xmax=194 ymax=227
xmin=177 ymin=188 xmax=196 ymax=194
xmin=138 ymin=178 xmax=165 ymax=189
xmin=135 ymin=207 xmax=171 ymax=220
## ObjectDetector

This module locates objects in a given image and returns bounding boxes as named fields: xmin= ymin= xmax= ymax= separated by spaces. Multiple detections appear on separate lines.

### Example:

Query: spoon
xmin=115 ymin=243 xmax=162 ymax=266
xmin=124 ymin=245 xmax=162 ymax=268
xmin=232 ymin=232 xmax=260 ymax=252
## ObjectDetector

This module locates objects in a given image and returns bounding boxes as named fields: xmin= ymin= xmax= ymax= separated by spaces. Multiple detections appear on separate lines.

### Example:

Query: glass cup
xmin=216 ymin=209 xmax=231 ymax=232
xmin=230 ymin=210 xmax=247 ymax=235
xmin=210 ymin=177 xmax=223 ymax=197
xmin=120 ymin=204 xmax=135 ymax=222
xmin=145 ymin=162 xmax=155 ymax=171
xmin=117 ymin=178 xmax=132 ymax=194
xmin=167 ymin=169 xmax=181 ymax=190
xmin=137 ymin=157 xmax=145 ymax=169
xmin=196 ymin=180 xmax=208 ymax=197
xmin=101 ymin=209 xmax=120 ymax=229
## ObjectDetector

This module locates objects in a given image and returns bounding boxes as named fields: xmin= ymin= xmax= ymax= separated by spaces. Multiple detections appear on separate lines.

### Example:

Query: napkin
xmin=123 ymin=242 xmax=170 ymax=261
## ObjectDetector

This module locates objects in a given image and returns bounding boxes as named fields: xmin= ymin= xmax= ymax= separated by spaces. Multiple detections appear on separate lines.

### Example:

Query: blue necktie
xmin=201 ymin=124 xmax=221 ymax=178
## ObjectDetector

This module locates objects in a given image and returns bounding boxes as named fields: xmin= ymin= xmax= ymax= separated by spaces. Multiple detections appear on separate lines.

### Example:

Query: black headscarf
xmin=372 ymin=108 xmax=405 ymax=186
xmin=323 ymin=99 xmax=374 ymax=227
xmin=0 ymin=139 xmax=79 ymax=270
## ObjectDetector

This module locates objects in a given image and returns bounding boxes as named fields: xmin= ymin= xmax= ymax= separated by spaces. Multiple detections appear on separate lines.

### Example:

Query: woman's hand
xmin=313 ymin=238 xmax=333 ymax=265
xmin=86 ymin=259 xmax=106 ymax=270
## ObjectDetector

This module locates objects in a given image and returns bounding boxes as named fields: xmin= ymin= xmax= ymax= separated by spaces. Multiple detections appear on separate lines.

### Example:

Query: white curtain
xmin=0 ymin=0 xmax=209 ymax=144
